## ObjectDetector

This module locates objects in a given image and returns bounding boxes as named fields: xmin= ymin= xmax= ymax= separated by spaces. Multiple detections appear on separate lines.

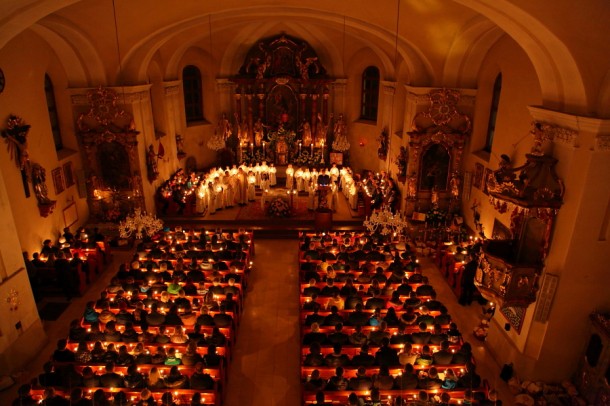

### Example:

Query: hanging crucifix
xmin=1 ymin=115 xmax=32 ymax=197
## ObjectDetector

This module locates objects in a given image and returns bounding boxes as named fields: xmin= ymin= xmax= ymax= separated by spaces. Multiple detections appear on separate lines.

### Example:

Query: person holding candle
xmin=247 ymin=171 xmax=256 ymax=201
xmin=285 ymin=164 xmax=294 ymax=189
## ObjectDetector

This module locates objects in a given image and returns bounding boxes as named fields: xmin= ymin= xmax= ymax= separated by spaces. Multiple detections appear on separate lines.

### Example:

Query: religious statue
xmin=301 ymin=120 xmax=313 ymax=147
xmin=235 ymin=113 xmax=250 ymax=144
xmin=1 ymin=115 xmax=32 ymax=196
xmin=146 ymin=144 xmax=159 ymax=182
xmin=175 ymin=134 xmax=185 ymax=158
xmin=407 ymin=172 xmax=417 ymax=199
xmin=256 ymin=54 xmax=271 ymax=80
xmin=495 ymin=153 xmax=515 ymax=183
xmin=333 ymin=113 xmax=346 ymax=138
xmin=253 ymin=118 xmax=265 ymax=147
xmin=317 ymin=113 xmax=329 ymax=143
xmin=431 ymin=186 xmax=439 ymax=207
xmin=217 ymin=113 xmax=232 ymax=140
xmin=31 ymin=163 xmax=52 ymax=205
xmin=530 ymin=122 xmax=546 ymax=156
xmin=396 ymin=146 xmax=408 ymax=179
xmin=378 ymin=129 xmax=388 ymax=159
xmin=450 ymin=171 xmax=461 ymax=199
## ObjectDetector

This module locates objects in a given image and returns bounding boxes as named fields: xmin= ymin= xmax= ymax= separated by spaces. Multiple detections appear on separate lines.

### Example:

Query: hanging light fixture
xmin=119 ymin=208 xmax=164 ymax=240
xmin=364 ymin=207 xmax=408 ymax=235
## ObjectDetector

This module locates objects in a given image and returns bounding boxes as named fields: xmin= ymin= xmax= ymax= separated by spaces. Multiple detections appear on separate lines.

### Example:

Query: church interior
xmin=1 ymin=1 xmax=610 ymax=405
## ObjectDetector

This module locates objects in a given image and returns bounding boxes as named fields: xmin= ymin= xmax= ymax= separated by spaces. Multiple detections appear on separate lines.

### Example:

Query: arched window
xmin=484 ymin=73 xmax=502 ymax=153
xmin=182 ymin=65 xmax=204 ymax=123
xmin=585 ymin=333 xmax=603 ymax=367
xmin=44 ymin=74 xmax=63 ymax=151
xmin=361 ymin=66 xmax=380 ymax=121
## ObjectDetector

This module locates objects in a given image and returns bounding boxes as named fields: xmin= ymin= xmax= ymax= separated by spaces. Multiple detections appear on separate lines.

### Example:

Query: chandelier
xmin=207 ymin=132 xmax=225 ymax=151
xmin=364 ymin=206 xmax=408 ymax=235
xmin=332 ymin=135 xmax=350 ymax=152
xmin=119 ymin=208 xmax=164 ymax=240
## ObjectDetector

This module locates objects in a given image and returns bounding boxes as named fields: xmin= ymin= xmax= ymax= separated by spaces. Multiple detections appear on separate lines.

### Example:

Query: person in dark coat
xmin=460 ymin=256 xmax=478 ymax=305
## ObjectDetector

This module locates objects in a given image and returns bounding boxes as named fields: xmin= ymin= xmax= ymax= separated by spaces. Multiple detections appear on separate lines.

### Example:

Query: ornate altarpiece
xmin=405 ymin=89 xmax=472 ymax=212
xmin=75 ymin=87 xmax=144 ymax=221
xmin=229 ymin=34 xmax=335 ymax=165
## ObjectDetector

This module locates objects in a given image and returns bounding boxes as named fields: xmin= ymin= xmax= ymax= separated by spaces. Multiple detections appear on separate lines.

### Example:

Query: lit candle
xmin=262 ymin=141 xmax=266 ymax=155
xmin=250 ymin=142 xmax=254 ymax=153
xmin=299 ymin=142 xmax=302 ymax=154
xmin=311 ymin=143 xmax=314 ymax=154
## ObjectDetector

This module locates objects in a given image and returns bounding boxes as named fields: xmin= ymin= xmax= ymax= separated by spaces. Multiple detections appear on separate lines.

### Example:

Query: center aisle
xmin=225 ymin=239 xmax=301 ymax=406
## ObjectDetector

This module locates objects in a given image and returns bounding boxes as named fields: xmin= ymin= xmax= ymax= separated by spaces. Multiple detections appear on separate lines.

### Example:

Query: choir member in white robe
xmin=226 ymin=175 xmax=236 ymax=208
xmin=311 ymin=168 xmax=319 ymax=186
xmin=330 ymin=164 xmax=340 ymax=185
xmin=254 ymin=163 xmax=262 ymax=187
xmin=214 ymin=179 xmax=225 ymax=211
xmin=285 ymin=164 xmax=294 ymax=189
xmin=195 ymin=181 xmax=206 ymax=214
xmin=295 ymin=167 xmax=305 ymax=192
xmin=328 ymin=182 xmax=338 ymax=211
xmin=247 ymin=172 xmax=257 ymax=201
xmin=260 ymin=174 xmax=270 ymax=210
xmin=237 ymin=168 xmax=247 ymax=205
xmin=269 ymin=163 xmax=277 ymax=186
xmin=307 ymin=180 xmax=316 ymax=211
xmin=206 ymin=182 xmax=216 ymax=215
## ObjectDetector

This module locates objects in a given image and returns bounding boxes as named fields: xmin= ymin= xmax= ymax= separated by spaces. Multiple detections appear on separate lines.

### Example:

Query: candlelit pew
xmin=301 ymin=388 xmax=484 ymax=405
xmin=300 ymin=325 xmax=453 ymax=340
xmin=65 ymin=341 xmax=229 ymax=361
xmin=31 ymin=387 xmax=220 ymax=406
xmin=300 ymin=343 xmax=460 ymax=358
xmin=301 ymin=365 xmax=470 ymax=380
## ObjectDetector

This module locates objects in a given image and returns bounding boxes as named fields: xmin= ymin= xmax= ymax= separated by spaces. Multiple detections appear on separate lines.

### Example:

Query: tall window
xmin=484 ymin=73 xmax=502 ymax=153
xmin=182 ymin=65 xmax=204 ymax=123
xmin=361 ymin=66 xmax=380 ymax=121
xmin=45 ymin=74 xmax=63 ymax=151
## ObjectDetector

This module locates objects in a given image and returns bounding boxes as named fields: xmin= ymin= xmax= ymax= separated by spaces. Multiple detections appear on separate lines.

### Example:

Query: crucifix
xmin=1 ymin=115 xmax=31 ymax=197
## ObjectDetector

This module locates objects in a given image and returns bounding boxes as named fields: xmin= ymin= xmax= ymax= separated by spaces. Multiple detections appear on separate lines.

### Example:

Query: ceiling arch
xmin=443 ymin=16 xmax=505 ymax=88
xmin=119 ymin=7 xmax=433 ymax=87
xmin=33 ymin=15 xmax=106 ymax=86
xmin=453 ymin=0 xmax=587 ymax=114
xmin=0 ymin=0 xmax=592 ymax=114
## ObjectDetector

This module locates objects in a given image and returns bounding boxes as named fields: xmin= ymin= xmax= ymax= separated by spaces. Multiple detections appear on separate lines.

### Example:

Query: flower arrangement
xmin=293 ymin=150 xmax=323 ymax=167
xmin=267 ymin=197 xmax=292 ymax=218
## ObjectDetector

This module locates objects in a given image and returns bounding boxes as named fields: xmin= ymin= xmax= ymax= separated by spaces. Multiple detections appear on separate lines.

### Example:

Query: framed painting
xmin=483 ymin=167 xmax=493 ymax=195
xmin=63 ymin=161 xmax=75 ymax=188
xmin=63 ymin=202 xmax=78 ymax=228
xmin=463 ymin=171 xmax=472 ymax=201
xmin=473 ymin=163 xmax=484 ymax=189
xmin=52 ymin=167 xmax=64 ymax=195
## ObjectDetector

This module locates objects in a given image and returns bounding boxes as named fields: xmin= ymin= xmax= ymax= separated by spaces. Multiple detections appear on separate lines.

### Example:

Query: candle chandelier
xmin=363 ymin=206 xmax=409 ymax=235
xmin=206 ymin=133 xmax=225 ymax=151
xmin=332 ymin=135 xmax=350 ymax=152
xmin=119 ymin=208 xmax=164 ymax=240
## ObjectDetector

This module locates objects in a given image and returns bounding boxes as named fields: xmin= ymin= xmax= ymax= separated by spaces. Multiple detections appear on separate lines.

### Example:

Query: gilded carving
xmin=595 ymin=134 xmax=610 ymax=151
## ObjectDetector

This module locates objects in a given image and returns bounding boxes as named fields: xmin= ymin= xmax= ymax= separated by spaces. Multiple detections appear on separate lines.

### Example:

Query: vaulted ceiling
xmin=1 ymin=0 xmax=608 ymax=115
